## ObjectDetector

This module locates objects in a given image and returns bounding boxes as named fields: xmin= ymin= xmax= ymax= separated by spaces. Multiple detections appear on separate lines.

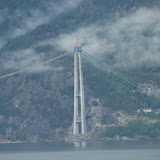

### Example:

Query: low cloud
xmin=0 ymin=38 xmax=6 ymax=49
xmin=57 ymin=8 xmax=160 ymax=68
xmin=0 ymin=0 xmax=83 ymax=49
xmin=2 ymin=6 xmax=160 ymax=76
xmin=2 ymin=48 xmax=61 ymax=74
xmin=11 ymin=0 xmax=83 ymax=38
xmin=0 ymin=0 xmax=82 ymax=74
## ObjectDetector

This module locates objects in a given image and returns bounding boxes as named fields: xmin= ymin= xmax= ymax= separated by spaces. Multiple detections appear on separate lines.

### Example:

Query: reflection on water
xmin=74 ymin=141 xmax=86 ymax=148
xmin=74 ymin=142 xmax=80 ymax=148
xmin=82 ymin=141 xmax=86 ymax=148
xmin=0 ymin=141 xmax=160 ymax=153
xmin=0 ymin=141 xmax=160 ymax=160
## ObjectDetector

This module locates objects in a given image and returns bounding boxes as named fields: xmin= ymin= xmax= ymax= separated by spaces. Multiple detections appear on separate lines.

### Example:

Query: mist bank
xmin=57 ymin=8 xmax=160 ymax=69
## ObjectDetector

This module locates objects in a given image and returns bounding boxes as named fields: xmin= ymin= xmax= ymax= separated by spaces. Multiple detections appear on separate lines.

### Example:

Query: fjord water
xmin=0 ymin=141 xmax=160 ymax=160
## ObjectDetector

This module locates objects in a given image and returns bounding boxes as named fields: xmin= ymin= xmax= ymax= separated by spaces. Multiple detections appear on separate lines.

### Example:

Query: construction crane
xmin=67 ymin=37 xmax=82 ymax=52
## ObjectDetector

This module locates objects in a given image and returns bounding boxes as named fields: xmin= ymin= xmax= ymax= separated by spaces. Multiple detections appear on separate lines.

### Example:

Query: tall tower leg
xmin=79 ymin=52 xmax=87 ymax=134
xmin=73 ymin=52 xmax=79 ymax=135
xmin=73 ymin=44 xmax=87 ymax=135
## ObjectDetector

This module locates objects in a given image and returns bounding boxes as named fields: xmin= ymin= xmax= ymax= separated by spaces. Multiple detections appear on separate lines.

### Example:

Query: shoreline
xmin=0 ymin=137 xmax=159 ymax=144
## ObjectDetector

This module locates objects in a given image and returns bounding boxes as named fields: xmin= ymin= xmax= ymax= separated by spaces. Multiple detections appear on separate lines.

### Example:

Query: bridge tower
xmin=72 ymin=38 xmax=87 ymax=135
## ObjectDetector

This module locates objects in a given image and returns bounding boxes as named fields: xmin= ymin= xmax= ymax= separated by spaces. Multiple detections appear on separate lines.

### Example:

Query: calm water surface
xmin=0 ymin=141 xmax=160 ymax=160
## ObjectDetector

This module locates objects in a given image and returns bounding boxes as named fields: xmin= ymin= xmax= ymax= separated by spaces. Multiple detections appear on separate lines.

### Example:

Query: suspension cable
xmin=82 ymin=50 xmax=138 ymax=87
xmin=0 ymin=51 xmax=73 ymax=80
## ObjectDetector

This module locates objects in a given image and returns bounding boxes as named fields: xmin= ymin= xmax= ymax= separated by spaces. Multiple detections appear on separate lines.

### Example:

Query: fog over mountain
xmin=58 ymin=8 xmax=160 ymax=68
